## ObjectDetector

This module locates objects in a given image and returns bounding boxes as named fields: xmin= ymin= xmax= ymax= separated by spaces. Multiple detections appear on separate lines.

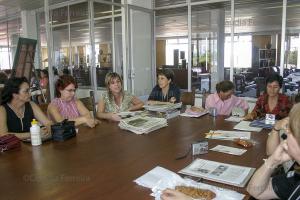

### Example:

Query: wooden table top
xmin=0 ymin=115 xmax=268 ymax=200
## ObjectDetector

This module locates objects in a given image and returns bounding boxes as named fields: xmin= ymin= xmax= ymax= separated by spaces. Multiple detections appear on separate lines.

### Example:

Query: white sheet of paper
xmin=206 ymin=130 xmax=251 ymax=140
xmin=210 ymin=145 xmax=247 ymax=155
xmin=225 ymin=116 xmax=244 ymax=122
xmin=233 ymin=121 xmax=262 ymax=132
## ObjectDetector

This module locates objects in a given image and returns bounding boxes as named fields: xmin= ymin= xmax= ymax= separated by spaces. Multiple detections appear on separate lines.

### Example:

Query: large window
xmin=224 ymin=35 xmax=252 ymax=69
xmin=165 ymin=38 xmax=188 ymax=66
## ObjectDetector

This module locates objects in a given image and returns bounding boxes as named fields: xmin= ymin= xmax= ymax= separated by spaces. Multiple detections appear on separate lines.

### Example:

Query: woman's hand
xmin=161 ymin=189 xmax=192 ymax=200
xmin=244 ymin=112 xmax=256 ymax=121
xmin=274 ymin=117 xmax=289 ymax=131
xmin=190 ymin=106 xmax=205 ymax=112
xmin=268 ymin=141 xmax=292 ymax=168
xmin=110 ymin=113 xmax=122 ymax=122
xmin=40 ymin=126 xmax=51 ymax=138
xmin=169 ymin=97 xmax=176 ymax=104
xmin=84 ymin=117 xmax=99 ymax=128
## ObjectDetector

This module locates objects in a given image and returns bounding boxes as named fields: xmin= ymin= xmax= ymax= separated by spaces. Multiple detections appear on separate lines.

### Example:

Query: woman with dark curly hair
xmin=0 ymin=77 xmax=52 ymax=139
xmin=147 ymin=69 xmax=181 ymax=105
xmin=245 ymin=74 xmax=292 ymax=120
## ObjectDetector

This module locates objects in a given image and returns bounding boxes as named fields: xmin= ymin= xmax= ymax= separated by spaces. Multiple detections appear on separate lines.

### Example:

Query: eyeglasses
xmin=65 ymin=89 xmax=76 ymax=93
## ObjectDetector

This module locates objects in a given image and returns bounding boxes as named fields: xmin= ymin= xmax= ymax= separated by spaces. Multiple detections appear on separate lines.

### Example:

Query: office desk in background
xmin=0 ymin=115 xmax=268 ymax=200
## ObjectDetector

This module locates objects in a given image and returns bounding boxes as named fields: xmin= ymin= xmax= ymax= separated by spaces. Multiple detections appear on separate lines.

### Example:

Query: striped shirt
xmin=50 ymin=98 xmax=80 ymax=119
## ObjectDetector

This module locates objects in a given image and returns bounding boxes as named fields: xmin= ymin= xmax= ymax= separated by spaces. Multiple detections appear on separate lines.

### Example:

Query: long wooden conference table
xmin=0 ymin=115 xmax=268 ymax=200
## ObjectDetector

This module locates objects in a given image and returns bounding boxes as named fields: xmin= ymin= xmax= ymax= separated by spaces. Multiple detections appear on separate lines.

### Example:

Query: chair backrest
xmin=79 ymin=97 xmax=94 ymax=112
xmin=39 ymin=103 xmax=49 ymax=115
xmin=180 ymin=90 xmax=195 ymax=106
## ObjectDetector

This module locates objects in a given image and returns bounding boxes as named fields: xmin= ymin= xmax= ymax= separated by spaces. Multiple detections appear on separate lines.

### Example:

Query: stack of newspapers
xmin=143 ymin=102 xmax=182 ymax=112
xmin=143 ymin=103 xmax=182 ymax=119
xmin=119 ymin=115 xmax=168 ymax=134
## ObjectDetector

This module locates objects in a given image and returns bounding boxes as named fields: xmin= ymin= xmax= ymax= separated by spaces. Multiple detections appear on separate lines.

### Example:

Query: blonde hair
xmin=104 ymin=72 xmax=124 ymax=100
xmin=289 ymin=103 xmax=300 ymax=143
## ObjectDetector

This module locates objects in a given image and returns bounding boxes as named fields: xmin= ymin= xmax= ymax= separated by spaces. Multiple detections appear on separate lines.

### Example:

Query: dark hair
xmin=266 ymin=73 xmax=283 ymax=88
xmin=216 ymin=80 xmax=235 ymax=93
xmin=41 ymin=69 xmax=48 ymax=77
xmin=55 ymin=75 xmax=78 ymax=98
xmin=63 ymin=68 xmax=70 ymax=75
xmin=295 ymin=93 xmax=300 ymax=103
xmin=157 ymin=69 xmax=175 ymax=82
xmin=53 ymin=67 xmax=58 ymax=76
xmin=0 ymin=71 xmax=8 ymax=84
xmin=1 ymin=77 xmax=29 ymax=105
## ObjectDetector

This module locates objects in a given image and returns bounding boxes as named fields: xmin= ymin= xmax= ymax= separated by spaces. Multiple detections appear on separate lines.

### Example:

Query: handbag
xmin=51 ymin=119 xmax=76 ymax=141
xmin=0 ymin=134 xmax=21 ymax=152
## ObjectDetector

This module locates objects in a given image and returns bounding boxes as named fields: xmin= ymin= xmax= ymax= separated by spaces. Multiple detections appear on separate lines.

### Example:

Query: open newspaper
xmin=119 ymin=116 xmax=168 ymax=134
xmin=179 ymin=159 xmax=255 ymax=187
xmin=143 ymin=102 xmax=182 ymax=112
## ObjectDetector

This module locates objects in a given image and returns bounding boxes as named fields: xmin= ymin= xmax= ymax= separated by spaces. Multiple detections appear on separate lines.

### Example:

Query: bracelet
xmin=272 ymin=127 xmax=280 ymax=132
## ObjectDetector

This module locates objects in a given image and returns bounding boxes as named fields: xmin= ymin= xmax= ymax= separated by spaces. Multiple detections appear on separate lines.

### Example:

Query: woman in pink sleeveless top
xmin=48 ymin=75 xmax=98 ymax=128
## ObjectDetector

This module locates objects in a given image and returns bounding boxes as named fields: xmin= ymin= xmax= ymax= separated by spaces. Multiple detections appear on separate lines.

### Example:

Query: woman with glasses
xmin=205 ymin=80 xmax=249 ymax=116
xmin=247 ymin=103 xmax=300 ymax=199
xmin=0 ymin=77 xmax=52 ymax=139
xmin=48 ymin=75 xmax=98 ymax=128
xmin=245 ymin=74 xmax=292 ymax=120
xmin=96 ymin=72 xmax=144 ymax=122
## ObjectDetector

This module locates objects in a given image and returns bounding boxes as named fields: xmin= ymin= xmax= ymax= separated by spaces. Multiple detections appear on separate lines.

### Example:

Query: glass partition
xmin=232 ymin=0 xmax=283 ymax=97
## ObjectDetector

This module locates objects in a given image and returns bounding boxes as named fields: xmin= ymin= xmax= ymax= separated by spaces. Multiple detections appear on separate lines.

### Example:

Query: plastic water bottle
xmin=30 ymin=119 xmax=41 ymax=146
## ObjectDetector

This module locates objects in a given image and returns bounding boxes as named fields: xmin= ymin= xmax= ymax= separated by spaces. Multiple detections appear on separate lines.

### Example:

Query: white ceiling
xmin=0 ymin=0 xmax=300 ymax=43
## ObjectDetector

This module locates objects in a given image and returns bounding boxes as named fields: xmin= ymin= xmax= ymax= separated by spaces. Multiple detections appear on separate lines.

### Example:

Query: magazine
xmin=250 ymin=119 xmax=274 ymax=129
xmin=180 ymin=109 xmax=209 ymax=118
xmin=179 ymin=159 xmax=255 ymax=187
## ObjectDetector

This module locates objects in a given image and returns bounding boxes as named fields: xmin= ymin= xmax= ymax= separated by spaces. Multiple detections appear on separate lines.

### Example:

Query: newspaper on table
xmin=179 ymin=159 xmax=255 ymax=187
xmin=210 ymin=145 xmax=247 ymax=156
xmin=205 ymin=130 xmax=251 ymax=140
xmin=143 ymin=102 xmax=182 ymax=112
xmin=119 ymin=116 xmax=168 ymax=134
xmin=134 ymin=166 xmax=245 ymax=200
xmin=225 ymin=116 xmax=244 ymax=122
xmin=233 ymin=121 xmax=262 ymax=132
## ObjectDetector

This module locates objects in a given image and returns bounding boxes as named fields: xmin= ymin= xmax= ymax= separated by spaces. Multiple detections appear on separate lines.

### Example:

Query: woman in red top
xmin=245 ymin=74 xmax=292 ymax=120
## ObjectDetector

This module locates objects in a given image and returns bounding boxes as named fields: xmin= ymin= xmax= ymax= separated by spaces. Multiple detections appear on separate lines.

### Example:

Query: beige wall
xmin=252 ymin=35 xmax=271 ymax=49
xmin=156 ymin=40 xmax=166 ymax=68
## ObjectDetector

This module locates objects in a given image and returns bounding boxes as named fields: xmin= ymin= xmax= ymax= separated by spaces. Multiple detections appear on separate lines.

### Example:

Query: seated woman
xmin=247 ymin=103 xmax=300 ymax=200
xmin=245 ymin=74 xmax=292 ymax=121
xmin=147 ymin=69 xmax=181 ymax=104
xmin=266 ymin=93 xmax=300 ymax=156
xmin=0 ymin=77 xmax=52 ymax=139
xmin=96 ymin=72 xmax=144 ymax=122
xmin=205 ymin=80 xmax=249 ymax=116
xmin=37 ymin=69 xmax=49 ymax=103
xmin=48 ymin=75 xmax=98 ymax=128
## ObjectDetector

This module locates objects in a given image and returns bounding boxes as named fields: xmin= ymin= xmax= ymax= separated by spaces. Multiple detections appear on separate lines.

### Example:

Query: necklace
xmin=7 ymin=103 xmax=25 ymax=131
